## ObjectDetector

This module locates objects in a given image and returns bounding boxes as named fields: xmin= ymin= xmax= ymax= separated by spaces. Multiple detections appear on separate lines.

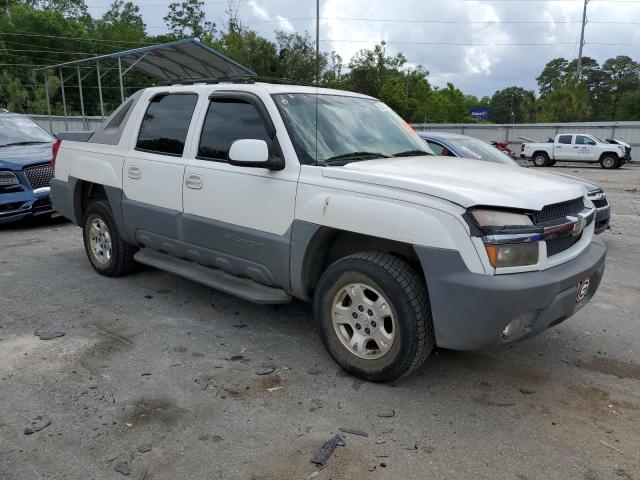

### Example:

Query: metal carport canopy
xmin=113 ymin=38 xmax=256 ymax=81
xmin=33 ymin=38 xmax=256 ymax=131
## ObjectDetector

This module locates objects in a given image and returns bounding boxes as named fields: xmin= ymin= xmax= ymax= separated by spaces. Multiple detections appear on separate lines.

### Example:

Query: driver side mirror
xmin=228 ymin=139 xmax=284 ymax=170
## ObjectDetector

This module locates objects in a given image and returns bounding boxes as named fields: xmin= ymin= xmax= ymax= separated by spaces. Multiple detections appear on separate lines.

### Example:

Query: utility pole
xmin=315 ymin=0 xmax=320 ymax=85
xmin=577 ymin=0 xmax=589 ymax=78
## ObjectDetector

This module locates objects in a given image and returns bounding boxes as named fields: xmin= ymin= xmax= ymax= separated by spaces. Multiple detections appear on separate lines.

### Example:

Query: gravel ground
xmin=1 ymin=164 xmax=639 ymax=480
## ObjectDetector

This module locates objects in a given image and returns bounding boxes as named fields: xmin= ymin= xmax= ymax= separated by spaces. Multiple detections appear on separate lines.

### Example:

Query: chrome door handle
xmin=127 ymin=165 xmax=141 ymax=179
xmin=185 ymin=174 xmax=203 ymax=190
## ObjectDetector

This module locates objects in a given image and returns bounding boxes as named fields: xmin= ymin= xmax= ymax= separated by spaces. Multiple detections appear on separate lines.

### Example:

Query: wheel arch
xmin=71 ymin=178 xmax=134 ymax=244
xmin=598 ymin=151 xmax=620 ymax=161
xmin=290 ymin=222 xmax=423 ymax=302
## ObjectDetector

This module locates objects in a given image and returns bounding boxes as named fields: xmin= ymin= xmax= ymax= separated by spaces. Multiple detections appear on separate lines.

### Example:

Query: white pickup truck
xmin=522 ymin=133 xmax=629 ymax=168
xmin=51 ymin=81 xmax=606 ymax=381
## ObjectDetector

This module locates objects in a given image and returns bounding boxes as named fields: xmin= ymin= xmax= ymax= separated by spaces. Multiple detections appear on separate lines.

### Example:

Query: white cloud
xmin=118 ymin=0 xmax=640 ymax=97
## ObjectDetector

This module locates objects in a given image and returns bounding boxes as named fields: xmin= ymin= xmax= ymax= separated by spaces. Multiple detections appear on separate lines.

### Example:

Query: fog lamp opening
xmin=501 ymin=312 xmax=537 ymax=340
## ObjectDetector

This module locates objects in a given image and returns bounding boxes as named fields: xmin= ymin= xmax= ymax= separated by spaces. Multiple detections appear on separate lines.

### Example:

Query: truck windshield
xmin=447 ymin=137 xmax=519 ymax=166
xmin=0 ymin=116 xmax=54 ymax=147
xmin=273 ymin=93 xmax=431 ymax=165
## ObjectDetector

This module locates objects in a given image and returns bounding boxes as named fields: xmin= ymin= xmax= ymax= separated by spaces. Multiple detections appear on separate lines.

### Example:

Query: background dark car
xmin=418 ymin=131 xmax=611 ymax=234
xmin=0 ymin=113 xmax=57 ymax=224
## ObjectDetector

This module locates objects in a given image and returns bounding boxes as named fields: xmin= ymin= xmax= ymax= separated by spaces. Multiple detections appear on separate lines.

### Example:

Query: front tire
xmin=313 ymin=252 xmax=434 ymax=382
xmin=600 ymin=155 xmax=617 ymax=169
xmin=533 ymin=153 xmax=549 ymax=167
xmin=83 ymin=200 xmax=137 ymax=277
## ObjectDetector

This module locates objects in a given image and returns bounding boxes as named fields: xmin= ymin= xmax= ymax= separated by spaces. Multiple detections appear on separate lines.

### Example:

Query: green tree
xmin=163 ymin=0 xmax=215 ymax=42
xmin=378 ymin=77 xmax=407 ymax=115
xmin=536 ymin=58 xmax=568 ymax=95
xmin=490 ymin=87 xmax=530 ymax=123
xmin=601 ymin=55 xmax=640 ymax=120
xmin=275 ymin=31 xmax=326 ymax=84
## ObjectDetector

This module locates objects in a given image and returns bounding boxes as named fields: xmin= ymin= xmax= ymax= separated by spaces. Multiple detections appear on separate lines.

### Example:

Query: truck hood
xmin=0 ymin=143 xmax=53 ymax=170
xmin=537 ymin=170 xmax=600 ymax=192
xmin=322 ymin=156 xmax=587 ymax=211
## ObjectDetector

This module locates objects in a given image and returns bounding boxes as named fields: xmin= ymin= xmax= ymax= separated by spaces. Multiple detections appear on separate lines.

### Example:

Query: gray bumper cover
xmin=415 ymin=237 xmax=606 ymax=350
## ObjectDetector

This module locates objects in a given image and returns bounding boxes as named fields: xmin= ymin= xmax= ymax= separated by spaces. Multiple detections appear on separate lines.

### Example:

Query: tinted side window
xmin=576 ymin=135 xmax=595 ymax=145
xmin=136 ymin=93 xmax=198 ymax=156
xmin=426 ymin=141 xmax=445 ymax=156
xmin=558 ymin=135 xmax=573 ymax=144
xmin=198 ymin=99 xmax=271 ymax=161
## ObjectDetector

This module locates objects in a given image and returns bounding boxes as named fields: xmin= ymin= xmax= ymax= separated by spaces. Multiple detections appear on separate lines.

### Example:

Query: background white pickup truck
xmin=51 ymin=81 xmax=606 ymax=382
xmin=522 ymin=133 xmax=629 ymax=169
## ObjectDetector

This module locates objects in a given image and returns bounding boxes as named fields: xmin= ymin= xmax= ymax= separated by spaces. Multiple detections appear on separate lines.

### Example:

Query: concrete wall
xmin=411 ymin=121 xmax=640 ymax=162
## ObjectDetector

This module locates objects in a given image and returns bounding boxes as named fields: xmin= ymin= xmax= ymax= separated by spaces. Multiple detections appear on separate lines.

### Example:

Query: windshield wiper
xmin=392 ymin=149 xmax=432 ymax=157
xmin=1 ymin=141 xmax=51 ymax=147
xmin=322 ymin=151 xmax=389 ymax=166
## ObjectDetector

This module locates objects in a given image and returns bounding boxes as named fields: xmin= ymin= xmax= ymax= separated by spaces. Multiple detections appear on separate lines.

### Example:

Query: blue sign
xmin=471 ymin=107 xmax=490 ymax=121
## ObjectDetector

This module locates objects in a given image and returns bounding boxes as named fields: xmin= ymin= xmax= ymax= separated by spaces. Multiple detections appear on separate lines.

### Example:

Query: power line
xmin=320 ymin=39 xmax=640 ymax=46
xmin=0 ymin=30 xmax=153 ymax=45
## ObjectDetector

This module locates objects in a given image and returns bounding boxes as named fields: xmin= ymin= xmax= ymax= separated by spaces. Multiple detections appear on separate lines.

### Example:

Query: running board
xmin=134 ymin=248 xmax=292 ymax=304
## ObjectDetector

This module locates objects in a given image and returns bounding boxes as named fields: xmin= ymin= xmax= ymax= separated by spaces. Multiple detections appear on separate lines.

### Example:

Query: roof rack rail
xmin=155 ymin=75 xmax=313 ymax=87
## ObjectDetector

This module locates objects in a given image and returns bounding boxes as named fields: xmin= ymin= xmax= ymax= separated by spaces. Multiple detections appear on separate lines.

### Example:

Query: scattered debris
xmin=266 ymin=386 xmax=284 ymax=393
xmin=24 ymin=419 xmax=51 ymax=435
xmin=338 ymin=427 xmax=368 ymax=437
xmin=519 ymin=388 xmax=535 ymax=395
xmin=144 ymin=294 xmax=153 ymax=299
xmin=233 ymin=324 xmax=247 ymax=329
xmin=377 ymin=409 xmax=396 ymax=418
xmin=137 ymin=444 xmax=152 ymax=453
xmin=114 ymin=461 xmax=130 ymax=475
xmin=229 ymin=355 xmax=244 ymax=361
xmin=139 ymin=467 xmax=150 ymax=480
xmin=496 ymin=403 xmax=516 ymax=407
xmin=369 ymin=464 xmax=377 ymax=472
xmin=599 ymin=440 xmax=624 ymax=454
xmin=307 ymin=367 xmax=322 ymax=375
xmin=304 ymin=466 xmax=327 ymax=480
xmin=34 ymin=331 xmax=65 ymax=340
xmin=256 ymin=366 xmax=275 ymax=376
xmin=141 ymin=373 xmax=151 ymax=376
xmin=380 ymin=461 xmax=387 ymax=468
xmin=312 ymin=434 xmax=345 ymax=466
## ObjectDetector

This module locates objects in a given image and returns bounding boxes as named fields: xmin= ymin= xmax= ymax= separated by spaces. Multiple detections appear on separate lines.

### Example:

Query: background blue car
xmin=0 ymin=113 xmax=56 ymax=224
xmin=418 ymin=131 xmax=610 ymax=234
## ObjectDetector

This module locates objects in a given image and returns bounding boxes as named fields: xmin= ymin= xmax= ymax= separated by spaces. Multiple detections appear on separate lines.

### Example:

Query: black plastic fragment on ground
xmin=34 ymin=331 xmax=65 ymax=340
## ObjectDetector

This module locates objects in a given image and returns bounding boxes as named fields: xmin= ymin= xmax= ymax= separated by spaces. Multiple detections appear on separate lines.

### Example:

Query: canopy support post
xmin=43 ymin=70 xmax=52 ymax=133
xmin=96 ymin=61 xmax=105 ymax=120
xmin=59 ymin=68 xmax=68 ymax=131
xmin=77 ymin=64 xmax=86 ymax=130
xmin=118 ymin=57 xmax=125 ymax=103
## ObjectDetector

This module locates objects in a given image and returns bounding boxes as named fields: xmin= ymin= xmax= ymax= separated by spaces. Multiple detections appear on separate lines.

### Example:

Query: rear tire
xmin=313 ymin=252 xmax=434 ymax=382
xmin=600 ymin=155 xmax=617 ymax=169
xmin=83 ymin=200 xmax=137 ymax=277
xmin=533 ymin=153 xmax=549 ymax=167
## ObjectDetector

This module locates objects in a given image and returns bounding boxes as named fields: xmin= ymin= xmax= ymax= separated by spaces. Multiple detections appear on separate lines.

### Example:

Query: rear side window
xmin=557 ymin=135 xmax=573 ymax=144
xmin=198 ymin=98 xmax=271 ymax=161
xmin=136 ymin=93 xmax=198 ymax=156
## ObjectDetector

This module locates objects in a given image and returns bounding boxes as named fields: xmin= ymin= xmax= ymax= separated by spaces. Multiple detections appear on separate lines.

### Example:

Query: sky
xmin=84 ymin=0 xmax=640 ymax=98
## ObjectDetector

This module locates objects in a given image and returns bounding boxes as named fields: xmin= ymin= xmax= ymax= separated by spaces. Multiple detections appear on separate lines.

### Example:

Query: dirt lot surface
xmin=1 ymin=164 xmax=639 ymax=480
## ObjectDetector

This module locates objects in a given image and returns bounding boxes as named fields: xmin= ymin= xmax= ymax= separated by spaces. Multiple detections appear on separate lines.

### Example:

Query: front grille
xmin=23 ymin=163 xmax=54 ymax=190
xmin=591 ymin=197 xmax=608 ymax=208
xmin=547 ymin=233 xmax=582 ymax=256
xmin=532 ymin=197 xmax=584 ymax=224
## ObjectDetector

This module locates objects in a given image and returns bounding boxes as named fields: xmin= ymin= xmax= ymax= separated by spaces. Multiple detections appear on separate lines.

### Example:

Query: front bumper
xmin=415 ymin=237 xmax=606 ymax=350
xmin=594 ymin=205 xmax=610 ymax=234
xmin=0 ymin=187 xmax=53 ymax=224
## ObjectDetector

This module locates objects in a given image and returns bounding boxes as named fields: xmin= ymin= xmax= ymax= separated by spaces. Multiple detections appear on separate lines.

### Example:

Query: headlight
xmin=465 ymin=208 xmax=540 ymax=268
xmin=470 ymin=209 xmax=533 ymax=228
xmin=484 ymin=243 xmax=539 ymax=268
xmin=0 ymin=170 xmax=19 ymax=186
